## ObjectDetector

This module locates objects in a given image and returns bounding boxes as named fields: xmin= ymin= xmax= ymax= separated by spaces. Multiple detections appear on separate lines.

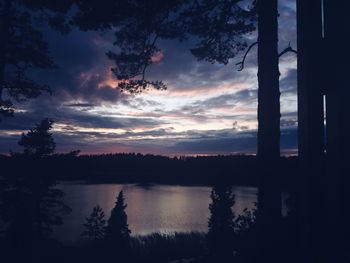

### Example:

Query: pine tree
xmin=1 ymin=119 xmax=71 ymax=244
xmin=207 ymin=184 xmax=236 ymax=260
xmin=73 ymin=0 xmax=256 ymax=93
xmin=105 ymin=191 xmax=131 ymax=250
xmin=81 ymin=205 xmax=106 ymax=242
xmin=18 ymin=118 xmax=56 ymax=157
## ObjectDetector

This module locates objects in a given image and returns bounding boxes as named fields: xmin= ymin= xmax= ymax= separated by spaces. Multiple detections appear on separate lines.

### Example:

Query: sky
xmin=0 ymin=0 xmax=298 ymax=156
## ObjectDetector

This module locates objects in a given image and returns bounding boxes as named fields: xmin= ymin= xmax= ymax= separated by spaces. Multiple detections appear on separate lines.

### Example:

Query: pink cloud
xmin=151 ymin=50 xmax=164 ymax=63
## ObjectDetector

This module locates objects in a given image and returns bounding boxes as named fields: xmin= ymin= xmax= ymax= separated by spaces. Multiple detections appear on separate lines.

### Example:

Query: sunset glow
xmin=0 ymin=1 xmax=297 ymax=156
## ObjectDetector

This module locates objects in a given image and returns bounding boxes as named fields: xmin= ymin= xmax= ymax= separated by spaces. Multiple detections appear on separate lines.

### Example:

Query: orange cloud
xmin=151 ymin=50 xmax=164 ymax=63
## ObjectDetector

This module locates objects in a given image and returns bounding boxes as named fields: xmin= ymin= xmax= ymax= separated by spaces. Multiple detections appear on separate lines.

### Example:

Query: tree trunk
xmin=296 ymin=1 xmax=327 ymax=262
xmin=323 ymin=1 xmax=350 ymax=261
xmin=256 ymin=0 xmax=281 ymax=261
xmin=297 ymin=0 xmax=325 ymax=162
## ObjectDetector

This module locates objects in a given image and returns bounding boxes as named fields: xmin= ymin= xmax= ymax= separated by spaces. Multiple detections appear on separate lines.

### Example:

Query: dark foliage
xmin=17 ymin=118 xmax=56 ymax=157
xmin=0 ymin=0 xmax=74 ymax=119
xmin=105 ymin=190 xmax=131 ymax=252
xmin=73 ymin=0 xmax=256 ymax=93
xmin=130 ymin=232 xmax=206 ymax=262
xmin=183 ymin=0 xmax=256 ymax=64
xmin=207 ymin=185 xmax=236 ymax=260
xmin=234 ymin=206 xmax=258 ymax=262
xmin=81 ymin=205 xmax=106 ymax=242
xmin=0 ymin=118 xmax=71 ymax=261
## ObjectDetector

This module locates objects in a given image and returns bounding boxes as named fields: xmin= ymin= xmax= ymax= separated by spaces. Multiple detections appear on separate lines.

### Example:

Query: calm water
xmin=54 ymin=183 xmax=258 ymax=244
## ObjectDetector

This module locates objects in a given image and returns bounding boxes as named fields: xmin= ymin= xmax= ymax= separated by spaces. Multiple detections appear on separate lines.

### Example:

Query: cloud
xmin=64 ymin=102 xmax=96 ymax=108
xmin=280 ymin=68 xmax=297 ymax=94
xmin=169 ymin=127 xmax=297 ymax=155
xmin=28 ymin=28 xmax=124 ymax=105
xmin=0 ymin=0 xmax=298 ymax=156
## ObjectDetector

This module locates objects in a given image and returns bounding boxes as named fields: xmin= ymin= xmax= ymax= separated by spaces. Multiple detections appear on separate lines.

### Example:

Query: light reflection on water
xmin=53 ymin=183 xmax=258 ymax=245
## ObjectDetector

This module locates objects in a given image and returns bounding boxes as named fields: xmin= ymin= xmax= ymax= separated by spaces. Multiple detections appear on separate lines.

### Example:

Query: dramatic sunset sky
xmin=0 ymin=0 xmax=297 ymax=156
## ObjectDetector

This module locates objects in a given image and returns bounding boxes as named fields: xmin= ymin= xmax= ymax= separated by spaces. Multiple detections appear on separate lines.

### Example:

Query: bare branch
xmin=235 ymin=41 xmax=258 ymax=71
xmin=279 ymin=43 xmax=297 ymax=58
xmin=141 ymin=33 xmax=159 ymax=81
xmin=235 ymin=41 xmax=297 ymax=72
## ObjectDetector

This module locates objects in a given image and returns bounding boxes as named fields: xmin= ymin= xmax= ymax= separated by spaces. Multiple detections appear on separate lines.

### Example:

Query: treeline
xmin=0 ymin=153 xmax=298 ymax=187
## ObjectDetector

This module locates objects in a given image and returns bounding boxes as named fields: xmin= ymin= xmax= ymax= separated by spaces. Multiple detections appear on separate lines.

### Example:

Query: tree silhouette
xmin=207 ymin=184 xmax=236 ymax=260
xmin=235 ymin=206 xmax=258 ymax=262
xmin=73 ymin=0 xmax=256 ymax=93
xmin=81 ymin=205 xmax=106 ymax=242
xmin=0 ymin=118 xmax=71 ymax=255
xmin=105 ymin=190 xmax=131 ymax=252
xmin=17 ymin=118 xmax=56 ymax=157
xmin=255 ymin=1 xmax=283 ymax=262
xmin=294 ymin=1 xmax=350 ymax=261
xmin=0 ymin=0 xmax=73 ymax=119
xmin=295 ymin=1 xmax=326 ymax=261
xmin=325 ymin=1 xmax=350 ymax=261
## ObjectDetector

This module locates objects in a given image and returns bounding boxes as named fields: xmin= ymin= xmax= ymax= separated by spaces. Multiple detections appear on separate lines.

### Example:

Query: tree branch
xmin=141 ymin=33 xmax=159 ymax=81
xmin=235 ymin=41 xmax=258 ymax=71
xmin=278 ymin=43 xmax=297 ymax=58
xmin=236 ymin=42 xmax=297 ymax=72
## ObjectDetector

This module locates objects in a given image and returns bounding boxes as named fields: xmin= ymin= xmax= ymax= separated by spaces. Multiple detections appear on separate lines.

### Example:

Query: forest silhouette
xmin=0 ymin=152 xmax=298 ymax=186
xmin=1 ymin=0 xmax=350 ymax=262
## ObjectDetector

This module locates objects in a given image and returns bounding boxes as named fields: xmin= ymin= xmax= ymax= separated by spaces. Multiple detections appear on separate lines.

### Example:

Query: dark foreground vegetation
xmin=0 ymin=119 xmax=300 ymax=263
xmin=0 ymin=119 xmax=298 ymax=263
xmin=0 ymin=232 xmax=204 ymax=263
xmin=0 ymin=119 xmax=262 ymax=263
xmin=0 ymin=181 xmax=296 ymax=263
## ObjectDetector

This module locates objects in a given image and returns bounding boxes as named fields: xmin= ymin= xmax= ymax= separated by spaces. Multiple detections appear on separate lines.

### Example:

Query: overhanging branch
xmin=235 ymin=41 xmax=258 ymax=71
xmin=236 ymin=41 xmax=297 ymax=71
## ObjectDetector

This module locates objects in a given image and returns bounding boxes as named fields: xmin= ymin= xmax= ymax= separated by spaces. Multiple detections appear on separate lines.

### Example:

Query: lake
xmin=54 ymin=183 xmax=259 ymax=245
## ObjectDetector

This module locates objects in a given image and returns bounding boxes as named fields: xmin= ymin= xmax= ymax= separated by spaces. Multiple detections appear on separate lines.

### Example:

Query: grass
xmin=130 ymin=232 xmax=207 ymax=262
